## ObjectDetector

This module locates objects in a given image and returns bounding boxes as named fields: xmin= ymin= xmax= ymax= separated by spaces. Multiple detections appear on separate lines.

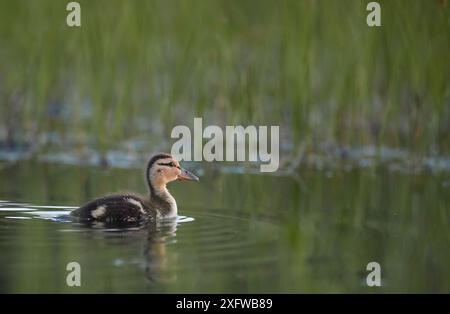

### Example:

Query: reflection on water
xmin=143 ymin=219 xmax=179 ymax=284
xmin=1 ymin=202 xmax=196 ymax=287
xmin=0 ymin=197 xmax=279 ymax=293
xmin=0 ymin=160 xmax=449 ymax=293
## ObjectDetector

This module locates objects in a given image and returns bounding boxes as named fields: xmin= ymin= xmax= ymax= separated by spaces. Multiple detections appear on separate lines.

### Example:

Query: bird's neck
xmin=149 ymin=184 xmax=178 ymax=218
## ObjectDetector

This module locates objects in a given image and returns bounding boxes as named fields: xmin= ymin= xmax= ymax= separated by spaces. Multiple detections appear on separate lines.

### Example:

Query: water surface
xmin=0 ymin=160 xmax=448 ymax=293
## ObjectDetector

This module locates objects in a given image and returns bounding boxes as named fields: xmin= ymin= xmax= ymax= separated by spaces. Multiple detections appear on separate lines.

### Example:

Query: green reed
xmin=0 ymin=0 xmax=448 ymax=159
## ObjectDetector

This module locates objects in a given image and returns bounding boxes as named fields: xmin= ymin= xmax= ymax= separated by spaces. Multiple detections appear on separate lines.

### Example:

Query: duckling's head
xmin=146 ymin=153 xmax=199 ymax=192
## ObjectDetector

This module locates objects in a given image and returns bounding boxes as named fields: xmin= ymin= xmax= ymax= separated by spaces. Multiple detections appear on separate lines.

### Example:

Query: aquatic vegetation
xmin=0 ymin=1 xmax=449 ymax=294
xmin=0 ymin=0 xmax=449 ymax=170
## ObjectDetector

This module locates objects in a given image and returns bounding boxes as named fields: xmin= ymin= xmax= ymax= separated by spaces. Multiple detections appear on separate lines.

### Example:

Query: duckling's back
xmin=71 ymin=194 xmax=151 ymax=222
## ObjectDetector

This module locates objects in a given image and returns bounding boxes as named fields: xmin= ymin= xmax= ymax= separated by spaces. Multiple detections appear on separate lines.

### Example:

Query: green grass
xmin=0 ymin=0 xmax=449 ymax=159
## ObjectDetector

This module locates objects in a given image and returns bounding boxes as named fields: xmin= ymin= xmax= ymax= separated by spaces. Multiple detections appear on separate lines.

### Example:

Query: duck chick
xmin=71 ymin=153 xmax=199 ymax=222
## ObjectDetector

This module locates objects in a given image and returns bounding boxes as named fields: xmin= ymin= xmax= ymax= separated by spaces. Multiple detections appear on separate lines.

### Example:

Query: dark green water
xmin=0 ymin=160 xmax=448 ymax=293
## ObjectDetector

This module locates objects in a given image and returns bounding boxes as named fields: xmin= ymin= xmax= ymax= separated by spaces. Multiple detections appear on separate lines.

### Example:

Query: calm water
xmin=0 ymin=160 xmax=448 ymax=293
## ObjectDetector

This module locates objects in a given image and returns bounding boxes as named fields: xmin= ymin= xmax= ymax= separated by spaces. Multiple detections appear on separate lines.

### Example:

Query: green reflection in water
xmin=0 ymin=161 xmax=448 ymax=293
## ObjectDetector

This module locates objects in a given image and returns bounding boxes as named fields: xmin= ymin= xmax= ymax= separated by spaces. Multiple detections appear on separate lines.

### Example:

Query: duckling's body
xmin=71 ymin=194 xmax=151 ymax=222
xmin=71 ymin=153 xmax=198 ymax=222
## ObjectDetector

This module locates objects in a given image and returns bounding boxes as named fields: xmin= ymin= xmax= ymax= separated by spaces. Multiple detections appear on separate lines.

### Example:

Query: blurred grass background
xmin=0 ymin=1 xmax=449 ymax=293
xmin=0 ymin=0 xmax=449 ymax=164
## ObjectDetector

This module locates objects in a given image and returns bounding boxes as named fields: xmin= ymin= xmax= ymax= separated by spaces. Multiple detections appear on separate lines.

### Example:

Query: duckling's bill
xmin=178 ymin=168 xmax=199 ymax=181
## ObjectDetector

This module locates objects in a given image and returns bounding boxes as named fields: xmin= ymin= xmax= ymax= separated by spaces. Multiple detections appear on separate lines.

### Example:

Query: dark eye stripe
xmin=158 ymin=162 xmax=175 ymax=167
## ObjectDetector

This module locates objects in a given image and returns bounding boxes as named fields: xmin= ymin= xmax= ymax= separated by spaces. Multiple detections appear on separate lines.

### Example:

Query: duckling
xmin=71 ymin=153 xmax=199 ymax=222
